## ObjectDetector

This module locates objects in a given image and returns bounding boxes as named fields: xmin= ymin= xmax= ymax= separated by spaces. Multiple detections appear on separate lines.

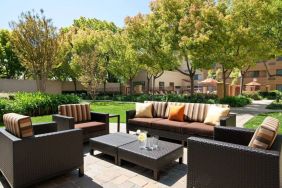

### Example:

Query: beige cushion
xmin=249 ymin=117 xmax=279 ymax=149
xmin=58 ymin=103 xmax=91 ymax=122
xmin=135 ymin=103 xmax=153 ymax=118
xmin=204 ymin=105 xmax=230 ymax=126
xmin=3 ymin=113 xmax=34 ymax=138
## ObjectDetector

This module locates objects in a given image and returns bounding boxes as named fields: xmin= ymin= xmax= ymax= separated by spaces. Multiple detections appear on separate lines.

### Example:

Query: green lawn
xmin=0 ymin=101 xmax=135 ymax=127
xmin=244 ymin=112 xmax=282 ymax=133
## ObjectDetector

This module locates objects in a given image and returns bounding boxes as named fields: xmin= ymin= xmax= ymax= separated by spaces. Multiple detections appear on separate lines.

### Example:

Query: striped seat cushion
xmin=58 ymin=103 xmax=91 ymax=123
xmin=144 ymin=101 xmax=167 ymax=118
xmin=249 ymin=117 xmax=280 ymax=149
xmin=3 ymin=113 xmax=34 ymax=138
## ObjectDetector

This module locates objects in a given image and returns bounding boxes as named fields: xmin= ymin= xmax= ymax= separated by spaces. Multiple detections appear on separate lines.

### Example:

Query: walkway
xmin=230 ymin=99 xmax=279 ymax=127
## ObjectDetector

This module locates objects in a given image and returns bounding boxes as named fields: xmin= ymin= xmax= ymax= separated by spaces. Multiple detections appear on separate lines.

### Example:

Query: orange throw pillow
xmin=168 ymin=105 xmax=185 ymax=122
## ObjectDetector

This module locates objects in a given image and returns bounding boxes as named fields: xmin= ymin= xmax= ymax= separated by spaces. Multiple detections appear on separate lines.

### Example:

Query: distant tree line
xmin=0 ymin=0 xmax=281 ymax=98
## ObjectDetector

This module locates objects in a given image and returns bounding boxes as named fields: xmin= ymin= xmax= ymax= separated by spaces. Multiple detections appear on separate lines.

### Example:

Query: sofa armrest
xmin=187 ymin=136 xmax=280 ymax=188
xmin=32 ymin=122 xmax=57 ymax=135
xmin=90 ymin=112 xmax=109 ymax=124
xmin=219 ymin=113 xmax=236 ymax=127
xmin=52 ymin=114 xmax=75 ymax=131
xmin=214 ymin=126 xmax=255 ymax=146
xmin=126 ymin=110 xmax=136 ymax=123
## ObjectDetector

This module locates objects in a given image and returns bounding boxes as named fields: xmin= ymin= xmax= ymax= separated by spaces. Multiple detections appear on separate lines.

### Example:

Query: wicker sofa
xmin=187 ymin=126 xmax=282 ymax=188
xmin=126 ymin=101 xmax=236 ymax=143
xmin=0 ymin=121 xmax=84 ymax=188
xmin=52 ymin=103 xmax=109 ymax=142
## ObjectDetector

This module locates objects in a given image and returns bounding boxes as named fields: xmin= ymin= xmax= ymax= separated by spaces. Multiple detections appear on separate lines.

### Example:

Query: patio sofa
xmin=126 ymin=101 xmax=236 ymax=143
xmin=187 ymin=125 xmax=282 ymax=188
xmin=52 ymin=103 xmax=109 ymax=142
xmin=0 ymin=113 xmax=84 ymax=188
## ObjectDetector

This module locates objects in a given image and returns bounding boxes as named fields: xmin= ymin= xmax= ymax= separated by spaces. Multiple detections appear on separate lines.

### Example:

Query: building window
xmin=247 ymin=71 xmax=260 ymax=78
xmin=169 ymin=82 xmax=174 ymax=90
xmin=276 ymin=69 xmax=282 ymax=76
xmin=133 ymin=81 xmax=145 ymax=90
xmin=159 ymin=82 xmax=165 ymax=90
xmin=276 ymin=56 xmax=282 ymax=61
xmin=194 ymin=74 xmax=199 ymax=80
xmin=277 ymin=85 xmax=282 ymax=91
xmin=252 ymin=71 xmax=260 ymax=77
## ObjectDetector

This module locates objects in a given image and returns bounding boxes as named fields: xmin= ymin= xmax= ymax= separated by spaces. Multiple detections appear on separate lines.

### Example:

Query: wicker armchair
xmin=52 ymin=104 xmax=109 ymax=142
xmin=0 ymin=122 xmax=84 ymax=188
xmin=187 ymin=126 xmax=282 ymax=188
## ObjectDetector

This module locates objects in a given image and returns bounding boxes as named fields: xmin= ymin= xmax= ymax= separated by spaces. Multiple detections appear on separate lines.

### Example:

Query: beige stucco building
xmin=132 ymin=62 xmax=208 ymax=93
xmin=242 ymin=58 xmax=282 ymax=91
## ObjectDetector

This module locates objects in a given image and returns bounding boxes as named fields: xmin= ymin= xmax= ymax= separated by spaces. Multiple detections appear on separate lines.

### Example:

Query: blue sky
xmin=0 ymin=0 xmax=151 ymax=29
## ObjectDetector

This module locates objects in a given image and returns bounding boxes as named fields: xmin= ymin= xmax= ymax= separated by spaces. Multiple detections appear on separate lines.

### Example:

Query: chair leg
xmin=79 ymin=165 xmax=84 ymax=177
xmin=90 ymin=149 xmax=94 ymax=156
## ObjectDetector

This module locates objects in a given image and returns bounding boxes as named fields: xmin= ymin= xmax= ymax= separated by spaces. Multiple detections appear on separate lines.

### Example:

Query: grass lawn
xmin=0 ymin=102 xmax=135 ymax=127
xmin=244 ymin=112 xmax=282 ymax=133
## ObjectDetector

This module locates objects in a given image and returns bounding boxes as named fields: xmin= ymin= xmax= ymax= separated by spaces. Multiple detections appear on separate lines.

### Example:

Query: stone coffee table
xmin=89 ymin=133 xmax=137 ymax=164
xmin=118 ymin=140 xmax=183 ymax=180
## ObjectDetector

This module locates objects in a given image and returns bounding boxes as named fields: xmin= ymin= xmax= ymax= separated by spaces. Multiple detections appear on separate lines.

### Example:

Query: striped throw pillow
xmin=3 ymin=113 xmax=34 ymax=138
xmin=144 ymin=101 xmax=167 ymax=118
xmin=249 ymin=117 xmax=280 ymax=149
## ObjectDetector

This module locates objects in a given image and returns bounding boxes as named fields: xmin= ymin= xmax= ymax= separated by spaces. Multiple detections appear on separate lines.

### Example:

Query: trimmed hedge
xmin=219 ymin=95 xmax=252 ymax=107
xmin=266 ymin=101 xmax=282 ymax=110
xmin=0 ymin=92 xmax=80 ymax=122
xmin=242 ymin=91 xmax=263 ymax=100
xmin=96 ymin=93 xmax=251 ymax=107
xmin=259 ymin=90 xmax=282 ymax=100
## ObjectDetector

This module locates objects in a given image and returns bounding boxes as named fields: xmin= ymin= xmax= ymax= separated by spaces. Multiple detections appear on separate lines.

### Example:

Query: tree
xmin=0 ymin=29 xmax=25 ymax=79
xmin=72 ymin=29 xmax=109 ymax=99
xmin=149 ymin=0 xmax=217 ymax=95
xmin=10 ymin=10 xmax=58 ymax=92
xmin=53 ymin=27 xmax=80 ymax=92
xmin=125 ymin=13 xmax=177 ymax=94
xmin=210 ymin=0 xmax=281 ymax=96
xmin=108 ymin=32 xmax=142 ymax=95
xmin=55 ymin=18 xmax=120 ymax=94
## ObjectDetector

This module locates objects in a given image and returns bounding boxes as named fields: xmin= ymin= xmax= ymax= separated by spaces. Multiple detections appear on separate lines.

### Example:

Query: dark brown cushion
xmin=151 ymin=119 xmax=187 ymax=133
xmin=128 ymin=118 xmax=163 ymax=128
xmin=182 ymin=122 xmax=214 ymax=137
xmin=75 ymin=121 xmax=106 ymax=134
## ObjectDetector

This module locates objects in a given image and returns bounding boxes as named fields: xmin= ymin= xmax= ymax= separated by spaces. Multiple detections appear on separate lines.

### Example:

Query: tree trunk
xmin=147 ymin=74 xmax=151 ymax=94
xmin=222 ymin=67 xmax=226 ymax=97
xmin=240 ymin=71 xmax=245 ymax=95
xmin=129 ymin=79 xmax=133 ymax=95
xmin=73 ymin=78 xmax=77 ymax=93
xmin=119 ymin=82 xmax=122 ymax=95
xmin=152 ymin=77 xmax=156 ymax=96
xmin=36 ymin=77 xmax=47 ymax=93
xmin=190 ymin=75 xmax=195 ymax=95
xmin=103 ymin=81 xmax=106 ymax=95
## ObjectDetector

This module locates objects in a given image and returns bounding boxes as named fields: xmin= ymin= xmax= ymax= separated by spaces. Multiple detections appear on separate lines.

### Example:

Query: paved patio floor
xmin=0 ymin=100 xmax=277 ymax=188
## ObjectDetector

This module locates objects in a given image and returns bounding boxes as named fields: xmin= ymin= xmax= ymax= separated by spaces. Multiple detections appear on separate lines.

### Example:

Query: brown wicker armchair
xmin=0 ymin=122 xmax=84 ymax=188
xmin=52 ymin=103 xmax=109 ymax=142
xmin=187 ymin=126 xmax=282 ymax=188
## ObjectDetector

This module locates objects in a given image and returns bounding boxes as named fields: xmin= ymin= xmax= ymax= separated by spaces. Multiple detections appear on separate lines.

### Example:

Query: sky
xmin=0 ymin=0 xmax=151 ymax=29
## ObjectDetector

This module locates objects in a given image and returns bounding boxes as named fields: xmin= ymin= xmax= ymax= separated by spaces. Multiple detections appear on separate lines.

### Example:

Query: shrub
xmin=0 ymin=99 xmax=11 ymax=122
xmin=266 ymin=101 xmax=282 ymax=110
xmin=220 ymin=95 xmax=252 ymax=107
xmin=242 ymin=91 xmax=263 ymax=100
xmin=0 ymin=92 xmax=80 ymax=120
xmin=259 ymin=90 xmax=282 ymax=100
